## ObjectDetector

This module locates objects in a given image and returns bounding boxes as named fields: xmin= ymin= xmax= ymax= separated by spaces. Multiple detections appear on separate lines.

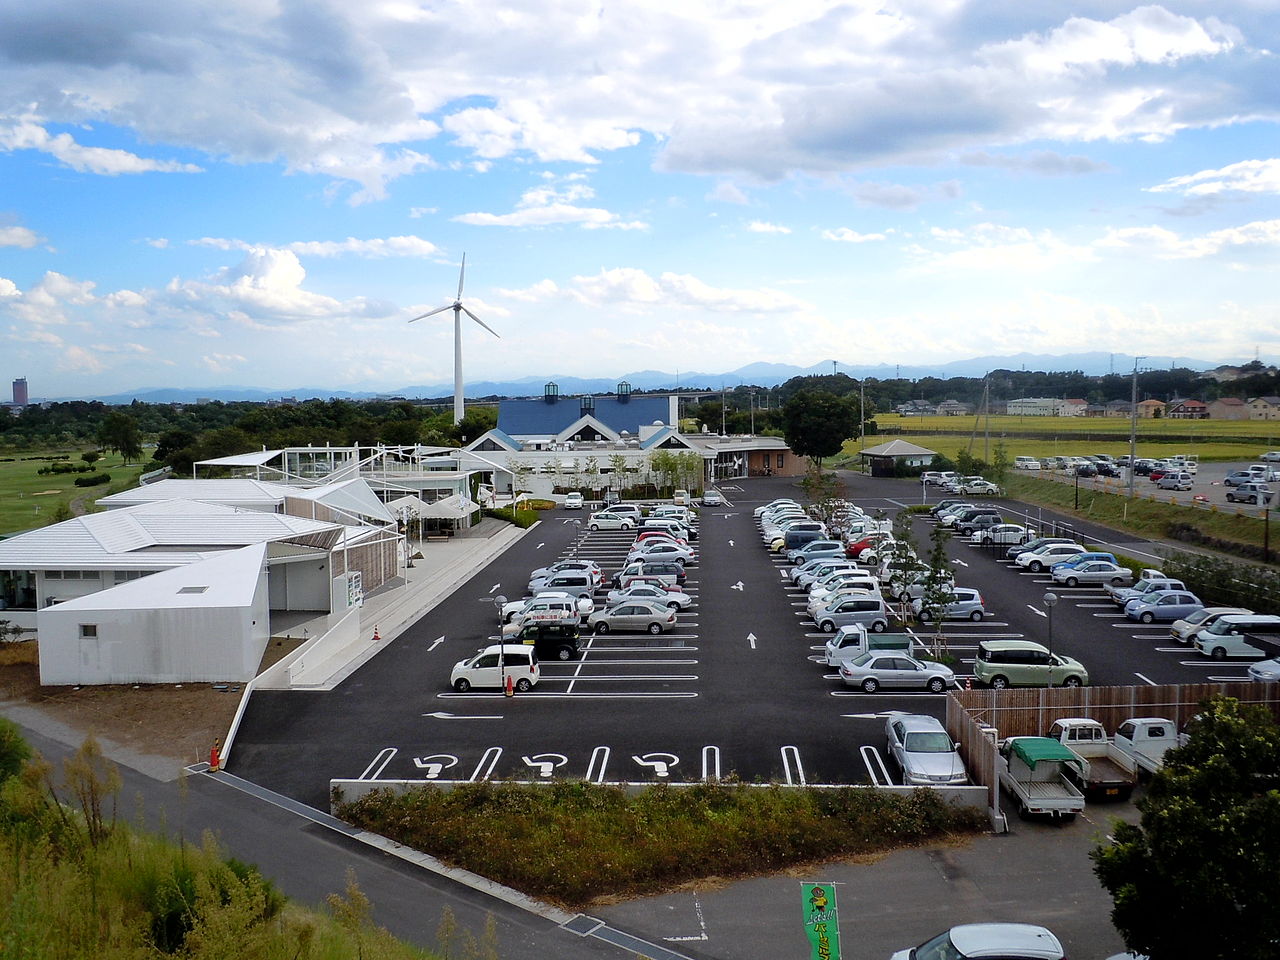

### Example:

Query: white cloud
xmin=746 ymin=221 xmax=791 ymax=234
xmin=145 ymin=237 xmax=169 ymax=249
xmin=906 ymin=223 xmax=1096 ymax=272
xmin=822 ymin=228 xmax=886 ymax=243
xmin=408 ymin=206 xmax=438 ymax=218
xmin=1148 ymin=159 xmax=1280 ymax=197
xmin=454 ymin=176 xmax=647 ymax=230
xmin=0 ymin=113 xmax=202 ymax=175
xmin=0 ymin=225 xmax=41 ymax=248
xmin=1097 ymin=219 xmax=1280 ymax=259
xmin=191 ymin=235 xmax=441 ymax=258
xmin=707 ymin=182 xmax=749 ymax=205
xmin=560 ymin=267 xmax=810 ymax=314
xmin=202 ymin=353 xmax=247 ymax=373
xmin=495 ymin=279 xmax=560 ymax=301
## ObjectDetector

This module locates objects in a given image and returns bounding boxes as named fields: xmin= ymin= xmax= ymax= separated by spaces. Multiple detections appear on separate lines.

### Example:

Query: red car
xmin=846 ymin=533 xmax=890 ymax=558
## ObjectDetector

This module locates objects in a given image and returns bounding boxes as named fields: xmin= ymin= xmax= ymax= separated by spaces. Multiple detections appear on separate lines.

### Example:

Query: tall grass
xmin=0 ymin=736 xmax=459 ymax=960
xmin=338 ymin=780 xmax=986 ymax=908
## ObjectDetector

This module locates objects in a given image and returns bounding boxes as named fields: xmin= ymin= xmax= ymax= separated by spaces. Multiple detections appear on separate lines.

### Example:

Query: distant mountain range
xmin=66 ymin=351 xmax=1227 ymax=404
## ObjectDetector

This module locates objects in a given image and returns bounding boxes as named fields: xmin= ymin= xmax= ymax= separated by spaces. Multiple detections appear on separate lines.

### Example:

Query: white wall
xmin=37 ymin=571 xmax=270 ymax=685
xmin=267 ymin=558 xmax=331 ymax=611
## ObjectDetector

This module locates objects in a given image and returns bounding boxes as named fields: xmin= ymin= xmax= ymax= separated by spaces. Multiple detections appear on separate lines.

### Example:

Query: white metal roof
xmin=98 ymin=478 xmax=290 ymax=509
xmin=282 ymin=477 xmax=396 ymax=524
xmin=194 ymin=450 xmax=284 ymax=467
xmin=0 ymin=499 xmax=342 ymax=570
xmin=44 ymin=543 xmax=268 ymax=612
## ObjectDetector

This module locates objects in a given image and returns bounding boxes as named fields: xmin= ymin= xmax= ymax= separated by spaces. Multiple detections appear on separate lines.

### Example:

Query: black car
xmin=1075 ymin=463 xmax=1098 ymax=477
xmin=513 ymin=622 xmax=582 ymax=661
xmin=1095 ymin=463 xmax=1122 ymax=478
xmin=1133 ymin=459 xmax=1157 ymax=476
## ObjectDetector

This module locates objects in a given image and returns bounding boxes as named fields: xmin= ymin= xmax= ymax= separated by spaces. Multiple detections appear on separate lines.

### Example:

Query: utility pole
xmin=749 ymin=389 xmax=756 ymax=435
xmin=1127 ymin=357 xmax=1146 ymax=498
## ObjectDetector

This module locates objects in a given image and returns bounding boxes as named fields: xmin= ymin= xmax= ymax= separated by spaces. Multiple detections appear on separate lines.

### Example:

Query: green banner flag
xmin=801 ymin=882 xmax=842 ymax=960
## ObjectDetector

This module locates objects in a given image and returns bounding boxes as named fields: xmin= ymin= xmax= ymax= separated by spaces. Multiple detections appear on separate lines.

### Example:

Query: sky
xmin=2 ymin=1 xmax=1279 ymax=399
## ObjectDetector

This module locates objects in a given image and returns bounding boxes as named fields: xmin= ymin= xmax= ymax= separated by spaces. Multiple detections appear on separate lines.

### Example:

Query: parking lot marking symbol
xmin=664 ymin=892 xmax=709 ymax=943
xmin=702 ymin=746 xmax=722 ymax=781
xmin=1134 ymin=673 xmax=1157 ymax=686
xmin=728 ymin=539 xmax=735 ymax=547
xmin=522 ymin=753 xmax=569 ymax=778
xmin=536 ymin=542 xmax=544 ymax=549
xmin=488 ymin=583 xmax=500 ymax=594
xmin=359 ymin=748 xmax=397 ymax=780
xmin=951 ymin=559 xmax=969 ymax=567
xmin=429 ymin=636 xmax=445 ymax=651
xmin=1027 ymin=604 xmax=1048 ymax=617
xmin=470 ymin=747 xmax=502 ymax=782
xmin=423 ymin=711 xmax=504 ymax=719
xmin=748 ymin=632 xmax=757 ymax=649
xmin=731 ymin=581 xmax=745 ymax=591
xmin=587 ymin=746 xmax=611 ymax=784
xmin=413 ymin=754 xmax=459 ymax=779
xmin=781 ymin=746 xmax=806 ymax=786
xmin=633 ymin=752 xmax=679 ymax=778
xmin=861 ymin=745 xmax=892 ymax=786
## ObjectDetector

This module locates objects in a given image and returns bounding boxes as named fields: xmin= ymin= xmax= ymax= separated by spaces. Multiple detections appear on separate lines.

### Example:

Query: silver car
xmin=605 ymin=583 xmax=693 ymax=610
xmin=814 ymin=595 xmax=890 ymax=634
xmin=885 ymin=715 xmax=968 ymax=785
xmin=588 ymin=600 xmax=677 ymax=635
xmin=1050 ymin=560 xmax=1133 ymax=588
xmin=839 ymin=653 xmax=956 ymax=694
xmin=910 ymin=587 xmax=985 ymax=622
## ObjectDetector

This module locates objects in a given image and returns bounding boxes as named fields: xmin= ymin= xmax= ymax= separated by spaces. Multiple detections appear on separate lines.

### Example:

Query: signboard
xmin=801 ymin=882 xmax=841 ymax=960
xmin=346 ymin=571 xmax=364 ymax=609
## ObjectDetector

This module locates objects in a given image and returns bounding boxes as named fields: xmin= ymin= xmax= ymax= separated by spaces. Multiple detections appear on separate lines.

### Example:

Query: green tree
xmin=1092 ymin=695 xmax=1280 ymax=960
xmin=0 ymin=716 xmax=32 ymax=782
xmin=781 ymin=391 xmax=859 ymax=472
xmin=884 ymin=510 xmax=923 ymax=622
xmin=97 ymin=411 xmax=143 ymax=463
xmin=80 ymin=450 xmax=100 ymax=466
xmin=917 ymin=524 xmax=955 ymax=658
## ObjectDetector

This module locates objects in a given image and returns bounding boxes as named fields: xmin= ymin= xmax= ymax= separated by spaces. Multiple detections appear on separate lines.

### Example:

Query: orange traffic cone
xmin=209 ymin=739 xmax=222 ymax=772
xmin=372 ymin=625 xmax=381 ymax=642
xmin=505 ymin=674 xmax=514 ymax=697
xmin=964 ymin=677 xmax=972 ymax=691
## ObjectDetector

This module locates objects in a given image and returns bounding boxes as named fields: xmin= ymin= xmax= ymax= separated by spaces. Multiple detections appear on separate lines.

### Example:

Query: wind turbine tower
xmin=408 ymin=254 xmax=500 ymax=423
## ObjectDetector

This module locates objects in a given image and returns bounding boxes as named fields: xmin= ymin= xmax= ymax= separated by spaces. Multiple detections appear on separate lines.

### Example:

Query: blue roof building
xmin=497 ymin=382 xmax=677 ymax=438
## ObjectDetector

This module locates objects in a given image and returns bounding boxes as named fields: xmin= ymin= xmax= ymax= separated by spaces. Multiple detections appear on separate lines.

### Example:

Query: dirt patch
xmin=0 ymin=636 xmax=306 ymax=767
xmin=31 ymin=489 xmax=61 ymax=496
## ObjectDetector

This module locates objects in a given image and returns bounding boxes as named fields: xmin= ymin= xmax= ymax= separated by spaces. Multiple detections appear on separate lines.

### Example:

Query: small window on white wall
xmin=79 ymin=624 xmax=98 ymax=639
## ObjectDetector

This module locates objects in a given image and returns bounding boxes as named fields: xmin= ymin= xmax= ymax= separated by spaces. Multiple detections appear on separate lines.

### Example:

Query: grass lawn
xmin=0 ymin=450 xmax=143 ymax=536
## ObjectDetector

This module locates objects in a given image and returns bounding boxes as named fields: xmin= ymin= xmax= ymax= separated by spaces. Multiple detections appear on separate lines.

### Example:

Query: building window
xmin=777 ymin=454 xmax=785 ymax=468
xmin=79 ymin=624 xmax=97 ymax=639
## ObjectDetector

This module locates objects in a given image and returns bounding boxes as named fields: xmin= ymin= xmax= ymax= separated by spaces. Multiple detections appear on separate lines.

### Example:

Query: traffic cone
xmin=209 ymin=739 xmax=222 ymax=772
xmin=372 ymin=625 xmax=381 ymax=642
xmin=964 ymin=677 xmax=972 ymax=691
xmin=505 ymin=675 xmax=514 ymax=697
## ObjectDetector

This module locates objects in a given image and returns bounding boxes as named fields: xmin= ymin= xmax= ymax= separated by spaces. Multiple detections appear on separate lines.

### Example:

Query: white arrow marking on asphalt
xmin=728 ymin=539 xmax=735 ymax=547
xmin=731 ymin=581 xmax=745 ymax=591
xmin=747 ymin=632 xmax=757 ymax=649
xmin=429 ymin=636 xmax=445 ymax=650
xmin=951 ymin=559 xmax=969 ymax=567
xmin=488 ymin=583 xmax=500 ymax=594
xmin=1028 ymin=605 xmax=1047 ymax=617
xmin=536 ymin=542 xmax=545 ymax=549
xmin=423 ymin=712 xmax=504 ymax=720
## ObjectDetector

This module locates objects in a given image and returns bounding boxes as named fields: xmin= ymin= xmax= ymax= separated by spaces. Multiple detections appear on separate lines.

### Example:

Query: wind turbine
xmin=408 ymin=253 xmax=500 ymax=424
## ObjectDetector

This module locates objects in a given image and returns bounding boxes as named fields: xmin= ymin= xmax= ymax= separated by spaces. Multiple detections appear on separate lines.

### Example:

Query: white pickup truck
xmin=1043 ymin=718 xmax=1138 ymax=801
xmin=997 ymin=737 xmax=1086 ymax=823
xmin=1112 ymin=717 xmax=1180 ymax=776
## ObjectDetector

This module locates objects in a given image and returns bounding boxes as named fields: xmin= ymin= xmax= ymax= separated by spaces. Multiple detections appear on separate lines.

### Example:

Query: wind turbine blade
xmin=462 ymin=306 xmax=500 ymax=338
xmin=408 ymin=304 xmax=453 ymax=322
xmin=457 ymin=252 xmax=466 ymax=300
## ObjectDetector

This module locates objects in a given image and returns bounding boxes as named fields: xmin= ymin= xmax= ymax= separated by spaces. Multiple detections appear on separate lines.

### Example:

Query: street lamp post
xmin=571 ymin=519 xmax=582 ymax=558
xmin=1043 ymin=591 xmax=1058 ymax=656
xmin=1074 ymin=468 xmax=1080 ymax=511
xmin=492 ymin=594 xmax=508 ymax=694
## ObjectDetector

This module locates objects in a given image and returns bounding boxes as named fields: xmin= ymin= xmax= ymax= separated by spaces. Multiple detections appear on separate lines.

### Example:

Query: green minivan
xmin=974 ymin=640 xmax=1089 ymax=689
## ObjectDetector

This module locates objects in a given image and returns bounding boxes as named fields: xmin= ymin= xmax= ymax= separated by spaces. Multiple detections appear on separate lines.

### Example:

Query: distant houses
xmin=1207 ymin=397 xmax=1248 ymax=420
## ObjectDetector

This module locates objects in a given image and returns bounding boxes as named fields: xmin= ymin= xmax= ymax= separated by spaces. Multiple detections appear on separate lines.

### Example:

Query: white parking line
xmin=1093 ymin=613 xmax=1126 ymax=619
xmin=1134 ymin=673 xmax=1157 ymax=685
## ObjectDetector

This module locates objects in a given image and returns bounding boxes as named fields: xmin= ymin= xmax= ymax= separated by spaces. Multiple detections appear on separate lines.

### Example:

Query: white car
xmin=960 ymin=478 xmax=1001 ymax=496
xmin=971 ymin=523 xmax=1030 ymax=546
xmin=563 ymin=492 xmax=584 ymax=509
xmin=1014 ymin=542 xmax=1086 ymax=573
xmin=588 ymin=510 xmax=635 ymax=530
xmin=672 ymin=489 xmax=690 ymax=505
xmin=626 ymin=541 xmax=696 ymax=565
xmin=1262 ymin=451 xmax=1280 ymax=463
xmin=450 ymin=644 xmax=540 ymax=692
xmin=891 ymin=924 xmax=1064 ymax=960
xmin=501 ymin=591 xmax=593 ymax=623
xmin=885 ymin=715 xmax=968 ymax=786
xmin=701 ymin=489 xmax=723 ymax=506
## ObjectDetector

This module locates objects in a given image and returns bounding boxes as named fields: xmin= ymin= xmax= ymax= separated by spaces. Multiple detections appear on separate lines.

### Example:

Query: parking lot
xmin=229 ymin=474 xmax=1260 ymax=810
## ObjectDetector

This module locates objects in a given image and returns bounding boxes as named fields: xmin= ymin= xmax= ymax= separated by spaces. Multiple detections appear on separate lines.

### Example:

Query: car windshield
xmin=903 ymin=732 xmax=954 ymax=753
xmin=912 ymin=931 xmax=964 ymax=960
xmin=848 ymin=652 xmax=875 ymax=667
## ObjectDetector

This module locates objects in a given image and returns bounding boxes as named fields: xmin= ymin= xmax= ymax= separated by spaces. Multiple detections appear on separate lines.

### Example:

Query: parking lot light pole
xmin=571 ymin=519 xmax=582 ymax=558
xmin=493 ymin=595 xmax=507 ymax=692
xmin=1043 ymin=591 xmax=1058 ymax=656
xmin=1074 ymin=468 xmax=1080 ymax=511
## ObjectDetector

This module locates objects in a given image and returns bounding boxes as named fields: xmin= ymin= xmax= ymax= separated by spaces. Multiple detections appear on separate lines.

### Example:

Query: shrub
xmin=74 ymin=473 xmax=111 ymax=487
xmin=483 ymin=507 xmax=538 ymax=529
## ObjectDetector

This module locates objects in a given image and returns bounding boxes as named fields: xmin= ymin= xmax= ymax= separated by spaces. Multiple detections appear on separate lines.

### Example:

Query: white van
xmin=1194 ymin=614 xmax=1280 ymax=660
xmin=1014 ymin=457 xmax=1041 ymax=471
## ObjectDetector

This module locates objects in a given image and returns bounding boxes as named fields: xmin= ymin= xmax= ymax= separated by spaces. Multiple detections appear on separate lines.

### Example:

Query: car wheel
xmin=861 ymin=678 xmax=880 ymax=693
xmin=667 ymin=600 xmax=681 ymax=609
xmin=453 ymin=678 xmax=471 ymax=693
xmin=1063 ymin=676 xmax=1082 ymax=688
xmin=870 ymin=621 xmax=887 ymax=633
xmin=1210 ymin=646 xmax=1226 ymax=661
xmin=990 ymin=675 xmax=1009 ymax=690
xmin=1029 ymin=560 xmax=1043 ymax=572
xmin=622 ymin=522 xmax=633 ymax=529
xmin=648 ymin=622 xmax=663 ymax=635
xmin=1110 ymin=577 xmax=1123 ymax=585
xmin=820 ymin=621 xmax=836 ymax=633
xmin=969 ymin=610 xmax=983 ymax=622
xmin=515 ymin=678 xmax=533 ymax=692
xmin=594 ymin=622 xmax=610 ymax=634
xmin=1140 ymin=611 xmax=1155 ymax=624
xmin=589 ymin=523 xmax=600 ymax=531
xmin=1065 ymin=576 xmax=1079 ymax=588
xmin=557 ymin=647 xmax=573 ymax=661
xmin=927 ymin=677 xmax=946 ymax=694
